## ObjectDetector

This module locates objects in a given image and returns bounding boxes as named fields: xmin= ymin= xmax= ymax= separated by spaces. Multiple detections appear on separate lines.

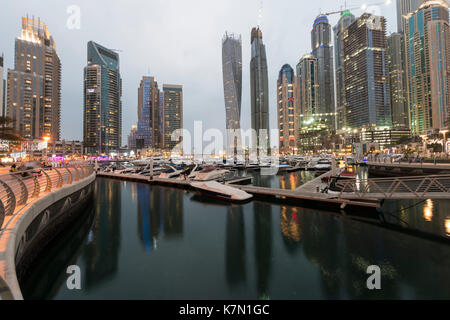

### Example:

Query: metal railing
xmin=333 ymin=174 xmax=450 ymax=200
xmin=0 ymin=165 xmax=94 ymax=229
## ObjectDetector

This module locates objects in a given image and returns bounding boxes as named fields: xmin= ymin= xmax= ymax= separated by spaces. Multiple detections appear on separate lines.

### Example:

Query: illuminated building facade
xmin=7 ymin=17 xmax=61 ymax=140
xmin=83 ymin=41 xmax=122 ymax=154
xmin=404 ymin=0 xmax=450 ymax=134
xmin=296 ymin=54 xmax=335 ymax=153
xmin=311 ymin=15 xmax=335 ymax=131
xmin=333 ymin=11 xmax=356 ymax=130
xmin=277 ymin=64 xmax=295 ymax=154
xmin=222 ymin=33 xmax=242 ymax=154
xmin=161 ymin=84 xmax=183 ymax=151
xmin=250 ymin=27 xmax=270 ymax=152
xmin=388 ymin=33 xmax=409 ymax=129
xmin=136 ymin=76 xmax=160 ymax=149
xmin=343 ymin=13 xmax=391 ymax=130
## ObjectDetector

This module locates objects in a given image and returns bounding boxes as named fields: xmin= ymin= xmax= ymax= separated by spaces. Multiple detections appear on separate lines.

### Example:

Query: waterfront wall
xmin=368 ymin=162 xmax=450 ymax=177
xmin=0 ymin=172 xmax=95 ymax=300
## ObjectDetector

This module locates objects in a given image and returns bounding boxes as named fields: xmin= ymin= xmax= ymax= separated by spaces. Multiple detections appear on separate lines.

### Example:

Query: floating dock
xmin=97 ymin=170 xmax=380 ymax=213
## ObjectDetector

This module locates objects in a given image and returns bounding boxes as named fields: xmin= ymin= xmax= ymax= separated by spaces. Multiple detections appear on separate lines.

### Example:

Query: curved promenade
xmin=0 ymin=165 xmax=95 ymax=300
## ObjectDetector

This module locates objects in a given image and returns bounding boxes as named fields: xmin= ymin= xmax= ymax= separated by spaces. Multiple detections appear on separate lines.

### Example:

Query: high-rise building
xmin=388 ymin=33 xmax=409 ymax=129
xmin=296 ymin=54 xmax=319 ymax=124
xmin=397 ymin=0 xmax=426 ymax=33
xmin=161 ymin=84 xmax=183 ymax=151
xmin=405 ymin=0 xmax=450 ymax=134
xmin=7 ymin=17 xmax=61 ymax=140
xmin=333 ymin=11 xmax=356 ymax=130
xmin=250 ymin=27 xmax=270 ymax=152
xmin=83 ymin=41 xmax=122 ymax=154
xmin=222 ymin=33 xmax=242 ymax=154
xmin=136 ymin=76 xmax=160 ymax=149
xmin=311 ymin=15 xmax=335 ymax=131
xmin=0 ymin=55 xmax=4 ymax=117
xmin=343 ymin=13 xmax=391 ymax=130
xmin=277 ymin=64 xmax=295 ymax=154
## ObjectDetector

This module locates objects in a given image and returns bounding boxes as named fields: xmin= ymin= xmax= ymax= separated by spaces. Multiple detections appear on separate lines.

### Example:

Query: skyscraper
xmin=296 ymin=54 xmax=319 ymax=123
xmin=0 ymin=55 xmax=4 ymax=117
xmin=83 ymin=41 xmax=122 ymax=154
xmin=343 ymin=13 xmax=391 ymax=129
xmin=136 ymin=76 xmax=160 ymax=149
xmin=397 ymin=0 xmax=426 ymax=33
xmin=222 ymin=33 xmax=242 ymax=154
xmin=277 ymin=64 xmax=295 ymax=154
xmin=161 ymin=84 xmax=183 ymax=151
xmin=404 ymin=0 xmax=450 ymax=134
xmin=388 ymin=33 xmax=409 ymax=129
xmin=311 ymin=15 xmax=335 ymax=131
xmin=7 ymin=17 xmax=61 ymax=140
xmin=250 ymin=27 xmax=270 ymax=152
xmin=333 ymin=11 xmax=356 ymax=130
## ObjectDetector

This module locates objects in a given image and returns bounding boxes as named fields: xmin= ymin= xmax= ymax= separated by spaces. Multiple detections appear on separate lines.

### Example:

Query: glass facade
xmin=222 ymin=33 xmax=242 ymax=155
xmin=250 ymin=27 xmax=270 ymax=152
xmin=404 ymin=1 xmax=450 ymax=134
xmin=83 ymin=41 xmax=122 ymax=154
xmin=311 ymin=15 xmax=335 ymax=131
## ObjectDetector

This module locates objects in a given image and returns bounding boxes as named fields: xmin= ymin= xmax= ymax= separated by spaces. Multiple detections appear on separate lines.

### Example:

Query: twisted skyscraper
xmin=222 ymin=33 xmax=242 ymax=154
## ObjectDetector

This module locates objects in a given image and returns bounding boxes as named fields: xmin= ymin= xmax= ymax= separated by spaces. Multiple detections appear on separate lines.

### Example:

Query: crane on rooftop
xmin=322 ymin=0 xmax=393 ymax=17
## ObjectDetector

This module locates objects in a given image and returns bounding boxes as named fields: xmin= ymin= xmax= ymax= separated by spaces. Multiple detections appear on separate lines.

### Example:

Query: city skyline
xmin=0 ymin=0 xmax=399 ymax=148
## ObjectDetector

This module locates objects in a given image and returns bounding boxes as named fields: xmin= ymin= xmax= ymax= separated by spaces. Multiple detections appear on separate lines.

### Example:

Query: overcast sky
xmin=0 ymin=0 xmax=398 ymax=147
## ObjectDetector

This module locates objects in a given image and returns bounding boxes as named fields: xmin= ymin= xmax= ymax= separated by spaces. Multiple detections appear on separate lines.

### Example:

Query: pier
xmin=97 ymin=170 xmax=382 ymax=212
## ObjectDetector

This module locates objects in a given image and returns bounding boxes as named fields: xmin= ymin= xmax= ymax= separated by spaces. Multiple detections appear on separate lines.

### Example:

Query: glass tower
xmin=333 ymin=11 xmax=356 ymax=131
xmin=277 ymin=64 xmax=295 ymax=154
xmin=222 ymin=32 xmax=242 ymax=155
xmin=404 ymin=0 xmax=450 ymax=134
xmin=311 ymin=15 xmax=335 ymax=131
xmin=83 ymin=41 xmax=122 ymax=154
xmin=162 ymin=84 xmax=183 ymax=151
xmin=343 ymin=13 xmax=391 ymax=129
xmin=250 ymin=27 xmax=270 ymax=153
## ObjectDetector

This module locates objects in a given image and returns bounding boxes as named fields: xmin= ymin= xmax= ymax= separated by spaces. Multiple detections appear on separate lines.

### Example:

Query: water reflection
xmin=82 ymin=179 xmax=121 ymax=290
xmin=225 ymin=206 xmax=246 ymax=287
xmin=254 ymin=202 xmax=272 ymax=299
xmin=382 ymin=199 xmax=450 ymax=239
xmin=21 ymin=178 xmax=450 ymax=300
xmin=247 ymin=170 xmax=316 ymax=189
xmin=137 ymin=184 xmax=184 ymax=252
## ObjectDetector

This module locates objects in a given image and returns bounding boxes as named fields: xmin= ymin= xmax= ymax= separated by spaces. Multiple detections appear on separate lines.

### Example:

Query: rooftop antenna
xmin=257 ymin=0 xmax=263 ymax=27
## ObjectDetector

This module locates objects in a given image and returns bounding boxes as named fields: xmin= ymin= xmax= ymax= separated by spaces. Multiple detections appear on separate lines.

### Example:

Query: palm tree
xmin=0 ymin=116 xmax=22 ymax=141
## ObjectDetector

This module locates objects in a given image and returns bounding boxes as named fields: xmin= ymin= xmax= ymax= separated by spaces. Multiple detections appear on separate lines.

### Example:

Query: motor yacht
xmin=190 ymin=181 xmax=253 ymax=203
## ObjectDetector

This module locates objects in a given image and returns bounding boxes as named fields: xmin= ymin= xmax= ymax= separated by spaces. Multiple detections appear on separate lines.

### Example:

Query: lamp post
xmin=42 ymin=136 xmax=50 ymax=161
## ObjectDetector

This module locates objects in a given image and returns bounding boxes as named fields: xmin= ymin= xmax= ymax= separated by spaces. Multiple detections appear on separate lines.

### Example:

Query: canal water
xmin=20 ymin=173 xmax=450 ymax=299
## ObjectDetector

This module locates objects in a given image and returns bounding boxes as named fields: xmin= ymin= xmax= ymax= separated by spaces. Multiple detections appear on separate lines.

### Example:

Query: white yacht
xmin=193 ymin=167 xmax=229 ymax=181
xmin=190 ymin=181 xmax=253 ymax=203
xmin=314 ymin=159 xmax=332 ymax=171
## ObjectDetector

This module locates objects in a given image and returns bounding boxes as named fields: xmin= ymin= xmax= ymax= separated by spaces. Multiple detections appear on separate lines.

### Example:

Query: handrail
xmin=333 ymin=174 xmax=450 ymax=200
xmin=0 ymin=165 xmax=94 ymax=229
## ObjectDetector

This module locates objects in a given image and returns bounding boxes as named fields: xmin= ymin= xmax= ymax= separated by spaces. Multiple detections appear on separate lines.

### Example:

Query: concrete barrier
xmin=0 ymin=172 xmax=96 ymax=300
